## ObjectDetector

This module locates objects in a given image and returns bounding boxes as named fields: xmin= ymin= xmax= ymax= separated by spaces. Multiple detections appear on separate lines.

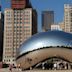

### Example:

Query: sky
xmin=1 ymin=0 xmax=72 ymax=32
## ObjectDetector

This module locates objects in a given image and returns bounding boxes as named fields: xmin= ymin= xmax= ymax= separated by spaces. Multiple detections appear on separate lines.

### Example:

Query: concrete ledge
xmin=1 ymin=68 xmax=72 ymax=72
xmin=24 ymin=70 xmax=72 ymax=72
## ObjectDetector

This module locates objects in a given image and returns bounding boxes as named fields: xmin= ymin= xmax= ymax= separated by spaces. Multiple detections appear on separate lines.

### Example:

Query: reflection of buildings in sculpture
xmin=16 ymin=31 xmax=72 ymax=70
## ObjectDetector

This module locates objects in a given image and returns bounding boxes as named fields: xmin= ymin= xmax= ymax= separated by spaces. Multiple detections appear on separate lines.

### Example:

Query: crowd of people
xmin=8 ymin=61 xmax=72 ymax=71
xmin=9 ymin=64 xmax=21 ymax=72
xmin=41 ymin=61 xmax=72 ymax=70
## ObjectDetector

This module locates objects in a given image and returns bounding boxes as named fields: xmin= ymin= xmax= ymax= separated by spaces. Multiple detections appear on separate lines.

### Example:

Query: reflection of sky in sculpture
xmin=18 ymin=31 xmax=72 ymax=57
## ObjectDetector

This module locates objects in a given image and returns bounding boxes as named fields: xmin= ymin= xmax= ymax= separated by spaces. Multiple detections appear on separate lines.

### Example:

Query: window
xmin=9 ymin=59 xmax=10 ymax=62
xmin=4 ymin=60 xmax=5 ymax=62
xmin=71 ymin=19 xmax=72 ymax=22
xmin=13 ymin=59 xmax=15 ymax=61
xmin=70 ymin=13 xmax=72 ymax=16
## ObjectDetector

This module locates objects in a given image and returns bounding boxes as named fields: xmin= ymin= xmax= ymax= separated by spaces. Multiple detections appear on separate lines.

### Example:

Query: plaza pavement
xmin=0 ymin=68 xmax=22 ymax=72
xmin=1 ymin=68 xmax=72 ymax=72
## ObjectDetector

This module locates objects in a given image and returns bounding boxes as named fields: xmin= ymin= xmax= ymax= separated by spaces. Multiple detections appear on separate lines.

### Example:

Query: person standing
xmin=9 ymin=64 xmax=13 ymax=72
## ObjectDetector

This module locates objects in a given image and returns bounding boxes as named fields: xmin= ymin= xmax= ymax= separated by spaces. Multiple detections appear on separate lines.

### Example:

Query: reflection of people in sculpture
xmin=66 ymin=63 xmax=68 ymax=69
xmin=54 ymin=63 xmax=57 ymax=70
xmin=26 ymin=57 xmax=32 ymax=64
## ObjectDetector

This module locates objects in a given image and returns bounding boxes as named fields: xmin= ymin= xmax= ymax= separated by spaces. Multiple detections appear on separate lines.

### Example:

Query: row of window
xmin=14 ymin=31 xmax=22 ymax=33
xmin=23 ymin=14 xmax=31 ymax=17
xmin=6 ymin=47 xmax=16 ymax=51
xmin=5 ymin=44 xmax=20 ymax=49
xmin=6 ymin=18 xmax=12 ymax=20
xmin=6 ymin=22 xmax=13 ymax=24
xmin=13 ymin=41 xmax=24 ymax=44
xmin=24 ymin=26 xmax=30 ymax=28
xmin=5 ymin=40 xmax=12 ymax=43
xmin=24 ymin=22 xmax=30 ymax=24
xmin=14 ymin=26 xmax=23 ymax=28
xmin=4 ymin=56 xmax=12 ymax=58
xmin=14 ymin=13 xmax=23 ymax=15
xmin=14 ymin=17 xmax=22 ymax=19
xmin=23 ymin=11 xmax=31 ymax=14
xmin=24 ymin=33 xmax=31 ymax=35
xmin=14 ymin=26 xmax=30 ymax=29
xmin=13 ymin=36 xmax=22 ymax=39
xmin=5 ymin=48 xmax=14 ymax=50
xmin=14 ymin=29 xmax=31 ymax=32
xmin=65 ymin=19 xmax=72 ymax=22
xmin=14 ymin=22 xmax=30 ymax=24
xmin=13 ymin=46 xmax=19 ymax=48
xmin=6 ymin=11 xmax=12 ymax=14
xmin=6 ymin=33 xmax=13 ymax=36
xmin=14 ymin=18 xmax=30 ymax=20
xmin=4 ymin=59 xmax=15 ymax=62
xmin=24 ymin=17 xmax=31 ymax=20
xmin=14 ymin=10 xmax=23 ymax=13
xmin=23 ymin=30 xmax=31 ymax=31
xmin=14 ymin=30 xmax=22 ymax=32
xmin=14 ymin=22 xmax=22 ymax=24
xmin=24 ymin=36 xmax=31 ymax=38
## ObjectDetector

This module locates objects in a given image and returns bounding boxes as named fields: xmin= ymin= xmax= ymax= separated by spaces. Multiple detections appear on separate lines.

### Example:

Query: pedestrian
xmin=18 ymin=64 xmax=21 ymax=71
xmin=9 ymin=64 xmax=13 ymax=72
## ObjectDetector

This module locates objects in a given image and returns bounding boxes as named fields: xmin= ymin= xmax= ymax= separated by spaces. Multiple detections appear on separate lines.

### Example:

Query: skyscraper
xmin=3 ymin=0 xmax=37 ymax=64
xmin=42 ymin=11 xmax=54 ymax=32
xmin=0 ymin=5 xmax=3 ymax=61
xmin=64 ymin=4 xmax=72 ymax=33
xmin=59 ymin=21 xmax=65 ymax=31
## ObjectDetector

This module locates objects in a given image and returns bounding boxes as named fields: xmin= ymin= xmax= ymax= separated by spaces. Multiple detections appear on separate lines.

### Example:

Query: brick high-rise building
xmin=3 ymin=0 xmax=37 ymax=64
xmin=64 ymin=4 xmax=72 ymax=33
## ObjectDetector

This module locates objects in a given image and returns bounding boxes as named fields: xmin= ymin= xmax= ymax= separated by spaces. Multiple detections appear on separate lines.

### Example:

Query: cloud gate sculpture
xmin=16 ymin=31 xmax=72 ymax=70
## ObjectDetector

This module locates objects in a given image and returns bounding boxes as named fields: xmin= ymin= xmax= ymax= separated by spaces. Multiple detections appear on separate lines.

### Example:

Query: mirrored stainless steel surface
xmin=17 ymin=31 xmax=72 ymax=57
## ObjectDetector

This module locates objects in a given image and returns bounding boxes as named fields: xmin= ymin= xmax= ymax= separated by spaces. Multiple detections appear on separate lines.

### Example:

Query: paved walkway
xmin=0 ymin=68 xmax=22 ymax=72
xmin=0 ymin=68 xmax=72 ymax=72
xmin=24 ymin=70 xmax=72 ymax=72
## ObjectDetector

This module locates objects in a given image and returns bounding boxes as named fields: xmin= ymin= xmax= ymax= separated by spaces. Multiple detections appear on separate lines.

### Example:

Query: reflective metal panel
xmin=17 ymin=31 xmax=72 ymax=57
